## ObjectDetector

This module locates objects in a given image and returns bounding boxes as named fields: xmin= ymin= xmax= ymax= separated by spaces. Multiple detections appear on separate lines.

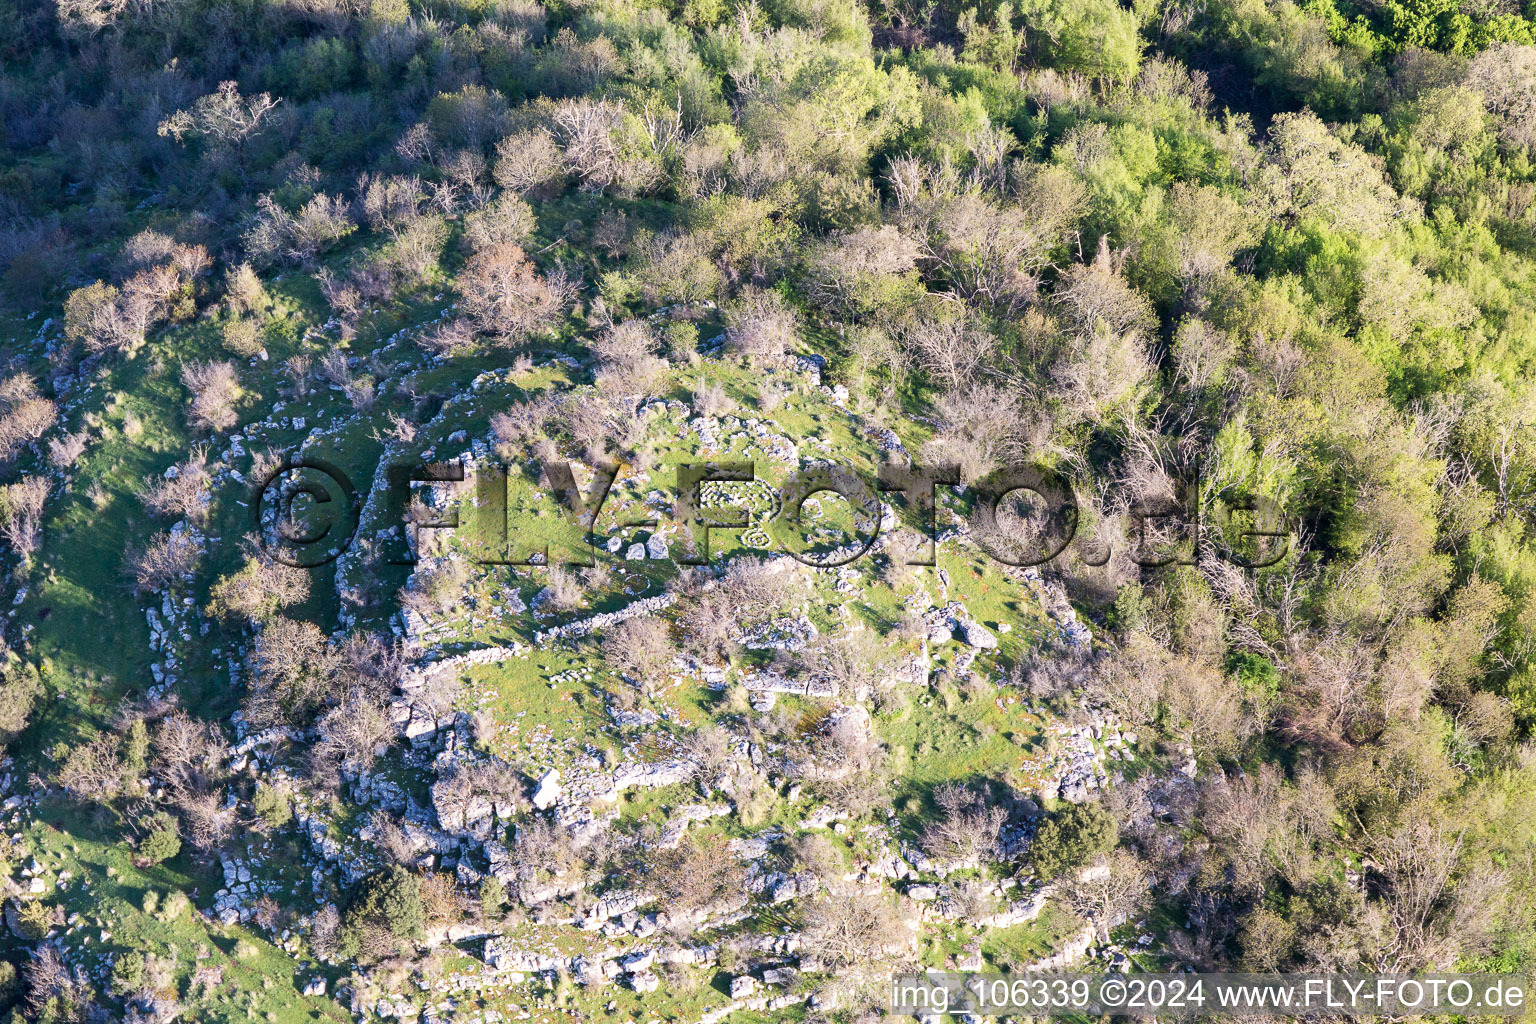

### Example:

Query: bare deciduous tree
xmin=312 ymin=693 xmax=393 ymax=783
xmin=1366 ymin=820 xmax=1508 ymax=971
xmin=549 ymin=98 xmax=660 ymax=195
xmin=898 ymin=313 xmax=996 ymax=391
xmin=802 ymin=627 xmax=897 ymax=699
xmin=648 ymin=835 xmax=748 ymax=916
xmin=591 ymin=319 xmax=666 ymax=395
xmin=1469 ymin=44 xmax=1536 ymax=149
xmin=494 ymin=130 xmax=566 ymax=195
xmin=463 ymin=193 xmax=536 ymax=253
xmin=0 ymin=375 xmax=56 ymax=466
xmin=125 ymin=530 xmax=201 ymax=594
xmin=158 ymin=82 xmax=280 ymax=151
xmin=244 ymin=193 xmax=355 ymax=267
xmin=601 ymin=615 xmax=674 ymax=692
xmin=921 ymin=783 xmax=1006 ymax=863
xmin=801 ymin=883 xmax=908 ymax=968
xmin=1064 ymin=850 xmax=1151 ymax=940
xmin=723 ymin=287 xmax=797 ymax=366
xmin=181 ymin=360 xmax=241 ymax=432
xmin=242 ymin=616 xmax=334 ymax=727
xmin=456 ymin=243 xmax=567 ymax=342
xmin=154 ymin=710 xmax=228 ymax=798
xmin=142 ymin=448 xmax=212 ymax=525
xmin=0 ymin=477 xmax=49 ymax=562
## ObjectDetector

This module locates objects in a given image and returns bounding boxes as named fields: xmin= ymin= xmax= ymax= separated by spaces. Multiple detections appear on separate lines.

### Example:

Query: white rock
xmin=532 ymin=769 xmax=562 ymax=810
xmin=956 ymin=618 xmax=998 ymax=649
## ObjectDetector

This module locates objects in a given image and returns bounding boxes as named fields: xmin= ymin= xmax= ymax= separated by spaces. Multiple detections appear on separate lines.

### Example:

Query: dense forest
xmin=3 ymin=0 xmax=1536 ymax=1016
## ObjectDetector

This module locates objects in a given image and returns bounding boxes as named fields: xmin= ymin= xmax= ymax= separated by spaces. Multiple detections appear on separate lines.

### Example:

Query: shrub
xmin=536 ymin=564 xmax=583 ymax=611
xmin=0 ymin=656 xmax=42 ymax=748
xmin=663 ymin=321 xmax=699 ymax=362
xmin=691 ymin=380 xmax=732 ymax=418
xmin=64 ymin=280 xmax=131 ymax=354
xmin=270 ymin=36 xmax=356 ymax=101
xmin=137 ymin=813 xmax=182 ymax=865
xmin=0 ymin=959 xmax=19 ymax=1006
xmin=601 ymin=616 xmax=674 ymax=691
xmin=803 ymin=225 xmax=924 ymax=320
xmin=801 ymin=885 xmax=906 ymax=967
xmin=252 ymin=783 xmax=293 ymax=829
xmin=1030 ymin=802 xmax=1118 ymax=879
xmin=221 ymin=318 xmax=264 ymax=358
xmin=155 ymin=892 xmax=190 ymax=922
xmin=479 ymin=876 xmax=507 ymax=918
xmin=548 ymin=98 xmax=660 ymax=195
xmin=13 ymin=900 xmax=50 ymax=940
xmin=111 ymin=951 xmax=146 ymax=994
xmin=1016 ymin=0 xmax=1143 ymax=84
xmin=207 ymin=554 xmax=310 ymax=625
xmin=157 ymin=81 xmax=280 ymax=150
xmin=223 ymin=262 xmax=268 ymax=316
xmin=338 ymin=865 xmax=425 ymax=960
xmin=400 ymin=556 xmax=469 ymax=620
xmin=427 ymin=84 xmax=509 ymax=149
xmin=1466 ymin=45 xmax=1536 ymax=148
xmin=122 ymin=720 xmax=149 ymax=778
xmin=489 ymin=395 xmax=554 ymax=457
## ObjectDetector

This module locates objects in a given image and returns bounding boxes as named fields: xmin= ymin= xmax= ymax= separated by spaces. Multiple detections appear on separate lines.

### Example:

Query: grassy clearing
xmin=15 ymin=808 xmax=349 ymax=1024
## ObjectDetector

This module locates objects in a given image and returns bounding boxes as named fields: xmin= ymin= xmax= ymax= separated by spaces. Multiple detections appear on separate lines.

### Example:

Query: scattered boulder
xmin=955 ymin=617 xmax=998 ymax=650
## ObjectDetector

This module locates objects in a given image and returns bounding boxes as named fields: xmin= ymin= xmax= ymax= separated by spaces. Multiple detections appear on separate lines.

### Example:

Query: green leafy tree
xmin=1017 ymin=0 xmax=1144 ymax=83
